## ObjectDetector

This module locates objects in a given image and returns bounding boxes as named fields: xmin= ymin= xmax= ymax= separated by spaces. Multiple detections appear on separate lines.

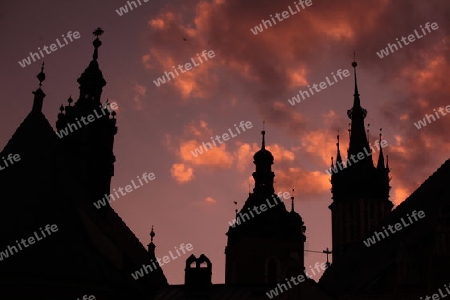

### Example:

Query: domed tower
xmin=329 ymin=60 xmax=393 ymax=263
xmin=225 ymin=130 xmax=306 ymax=285
xmin=252 ymin=129 xmax=275 ymax=195
xmin=56 ymin=28 xmax=117 ymax=206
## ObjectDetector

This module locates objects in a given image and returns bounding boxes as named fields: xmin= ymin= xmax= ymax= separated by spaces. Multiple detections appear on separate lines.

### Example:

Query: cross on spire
xmin=93 ymin=27 xmax=104 ymax=38
xmin=92 ymin=27 xmax=104 ymax=60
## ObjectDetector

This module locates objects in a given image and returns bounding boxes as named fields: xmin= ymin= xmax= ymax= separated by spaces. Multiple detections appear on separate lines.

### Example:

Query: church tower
xmin=329 ymin=60 xmax=393 ymax=263
xmin=225 ymin=129 xmax=306 ymax=285
xmin=56 ymin=28 xmax=117 ymax=205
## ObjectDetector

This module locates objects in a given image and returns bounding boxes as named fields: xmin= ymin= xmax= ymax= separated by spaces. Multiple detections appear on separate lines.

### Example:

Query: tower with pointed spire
xmin=56 ymin=28 xmax=117 ymax=205
xmin=0 ymin=27 xmax=169 ymax=298
xmin=328 ymin=59 xmax=393 ymax=263
xmin=225 ymin=128 xmax=306 ymax=285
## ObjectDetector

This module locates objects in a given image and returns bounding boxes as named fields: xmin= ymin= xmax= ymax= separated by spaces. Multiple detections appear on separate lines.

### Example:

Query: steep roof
xmin=0 ymin=102 xmax=166 ymax=298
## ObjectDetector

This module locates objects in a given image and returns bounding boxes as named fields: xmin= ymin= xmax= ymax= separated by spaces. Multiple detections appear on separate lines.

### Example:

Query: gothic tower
xmin=225 ymin=130 xmax=306 ymax=285
xmin=56 ymin=28 xmax=117 ymax=205
xmin=329 ymin=60 xmax=393 ymax=263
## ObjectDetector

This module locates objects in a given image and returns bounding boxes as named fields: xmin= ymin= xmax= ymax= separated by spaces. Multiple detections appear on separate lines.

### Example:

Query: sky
xmin=1 ymin=0 xmax=449 ymax=284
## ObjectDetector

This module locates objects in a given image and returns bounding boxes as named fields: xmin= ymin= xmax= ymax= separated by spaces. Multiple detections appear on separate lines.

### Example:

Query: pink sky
xmin=1 ymin=0 xmax=449 ymax=284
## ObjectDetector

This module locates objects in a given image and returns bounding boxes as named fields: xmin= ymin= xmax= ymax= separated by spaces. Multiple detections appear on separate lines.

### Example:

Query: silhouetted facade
xmin=225 ymin=130 xmax=306 ymax=284
xmin=0 ymin=29 xmax=167 ymax=299
xmin=156 ymin=131 xmax=331 ymax=300
xmin=329 ymin=61 xmax=393 ymax=264
xmin=3 ymin=25 xmax=449 ymax=299
xmin=320 ymin=62 xmax=450 ymax=299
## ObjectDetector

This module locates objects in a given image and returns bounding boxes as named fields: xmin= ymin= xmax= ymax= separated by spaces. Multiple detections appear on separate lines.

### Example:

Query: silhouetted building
xmin=225 ymin=130 xmax=306 ymax=285
xmin=185 ymin=254 xmax=212 ymax=287
xmin=320 ymin=61 xmax=450 ymax=299
xmin=328 ymin=61 xmax=393 ymax=264
xmin=4 ymin=26 xmax=448 ymax=299
xmin=155 ymin=131 xmax=331 ymax=299
xmin=0 ymin=29 xmax=167 ymax=299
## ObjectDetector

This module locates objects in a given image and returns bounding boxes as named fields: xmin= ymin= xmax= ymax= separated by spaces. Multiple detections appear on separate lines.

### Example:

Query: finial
xmin=291 ymin=188 xmax=295 ymax=212
xmin=379 ymin=128 xmax=382 ymax=142
xmin=335 ymin=129 xmax=343 ymax=165
xmin=337 ymin=129 xmax=340 ymax=151
xmin=352 ymin=52 xmax=359 ymax=96
xmin=261 ymin=121 xmax=266 ymax=149
xmin=92 ymin=27 xmax=104 ymax=60
xmin=150 ymin=225 xmax=155 ymax=242
xmin=67 ymin=95 xmax=73 ymax=106
xmin=331 ymin=156 xmax=334 ymax=167
xmin=366 ymin=123 xmax=370 ymax=142
xmin=37 ymin=62 xmax=46 ymax=88
xmin=93 ymin=27 xmax=104 ymax=38
xmin=233 ymin=201 xmax=238 ymax=219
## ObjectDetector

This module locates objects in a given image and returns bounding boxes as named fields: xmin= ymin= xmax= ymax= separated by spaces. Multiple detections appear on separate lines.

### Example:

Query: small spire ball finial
xmin=37 ymin=62 xmax=46 ymax=87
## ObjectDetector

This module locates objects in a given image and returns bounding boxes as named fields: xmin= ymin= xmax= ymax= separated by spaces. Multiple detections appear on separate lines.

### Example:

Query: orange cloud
xmin=148 ymin=11 xmax=177 ymax=30
xmin=307 ymin=15 xmax=354 ymax=40
xmin=391 ymin=186 xmax=410 ymax=207
xmin=274 ymin=167 xmax=329 ymax=198
xmin=300 ymin=130 xmax=336 ymax=166
xmin=133 ymin=83 xmax=147 ymax=110
xmin=267 ymin=144 xmax=295 ymax=162
xmin=235 ymin=142 xmax=255 ymax=172
xmin=184 ymin=120 xmax=213 ymax=138
xmin=287 ymin=67 xmax=308 ymax=87
xmin=205 ymin=196 xmax=216 ymax=204
xmin=171 ymin=163 xmax=195 ymax=183
xmin=179 ymin=139 xmax=234 ymax=168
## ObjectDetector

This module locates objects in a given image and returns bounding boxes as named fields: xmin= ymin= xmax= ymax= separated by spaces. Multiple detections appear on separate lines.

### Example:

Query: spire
xmin=346 ymin=57 xmax=371 ymax=165
xmin=252 ymin=126 xmax=275 ymax=194
xmin=148 ymin=225 xmax=156 ymax=255
xmin=76 ymin=27 xmax=106 ymax=104
xmin=92 ymin=27 xmax=104 ymax=60
xmin=352 ymin=52 xmax=359 ymax=98
xmin=336 ymin=130 xmax=342 ymax=164
xmin=32 ymin=62 xmax=46 ymax=113
xmin=261 ymin=121 xmax=266 ymax=149
xmin=377 ymin=128 xmax=386 ymax=170
xmin=291 ymin=188 xmax=295 ymax=212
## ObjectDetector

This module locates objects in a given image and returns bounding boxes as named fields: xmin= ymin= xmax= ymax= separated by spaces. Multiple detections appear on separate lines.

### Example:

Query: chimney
xmin=185 ymin=254 xmax=212 ymax=287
